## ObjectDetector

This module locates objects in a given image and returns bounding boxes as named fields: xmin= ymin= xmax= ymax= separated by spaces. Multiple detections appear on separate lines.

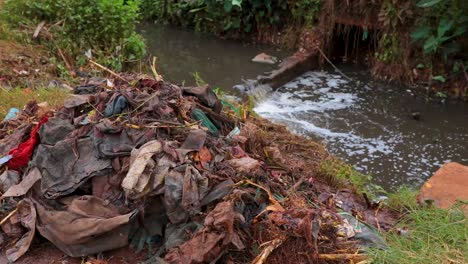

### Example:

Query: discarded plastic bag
xmin=163 ymin=165 xmax=209 ymax=224
xmin=0 ymin=169 xmax=19 ymax=193
xmin=7 ymin=116 xmax=48 ymax=171
xmin=121 ymin=140 xmax=162 ymax=199
xmin=228 ymin=157 xmax=261 ymax=173
xmin=3 ymin=108 xmax=20 ymax=121
xmin=4 ymin=199 xmax=36 ymax=262
xmin=34 ymin=137 xmax=112 ymax=198
xmin=337 ymin=212 xmax=386 ymax=249
xmin=164 ymin=200 xmax=245 ymax=264
xmin=1 ymin=167 xmax=41 ymax=198
xmin=183 ymin=85 xmax=219 ymax=109
xmin=33 ymin=195 xmax=135 ymax=257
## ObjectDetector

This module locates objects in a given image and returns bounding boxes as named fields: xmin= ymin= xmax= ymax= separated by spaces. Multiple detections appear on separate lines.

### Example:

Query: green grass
xmin=369 ymin=204 xmax=468 ymax=264
xmin=385 ymin=186 xmax=419 ymax=211
xmin=0 ymin=87 xmax=69 ymax=119
xmin=319 ymin=159 xmax=383 ymax=197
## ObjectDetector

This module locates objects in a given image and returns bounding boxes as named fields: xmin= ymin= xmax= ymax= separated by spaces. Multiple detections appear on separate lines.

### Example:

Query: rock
xmin=417 ymin=162 xmax=468 ymax=214
xmin=411 ymin=111 xmax=421 ymax=120
xmin=252 ymin=53 xmax=277 ymax=65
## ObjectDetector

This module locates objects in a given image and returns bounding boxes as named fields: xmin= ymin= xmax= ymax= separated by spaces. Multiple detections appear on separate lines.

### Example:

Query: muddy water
xmin=141 ymin=25 xmax=468 ymax=190
xmin=139 ymin=24 xmax=286 ymax=89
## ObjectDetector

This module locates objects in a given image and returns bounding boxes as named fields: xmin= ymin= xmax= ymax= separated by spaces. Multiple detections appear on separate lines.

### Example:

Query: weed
xmin=319 ymin=159 xmax=384 ymax=198
xmin=369 ymin=204 xmax=468 ymax=263
xmin=385 ymin=186 xmax=418 ymax=211
xmin=0 ymin=87 xmax=69 ymax=119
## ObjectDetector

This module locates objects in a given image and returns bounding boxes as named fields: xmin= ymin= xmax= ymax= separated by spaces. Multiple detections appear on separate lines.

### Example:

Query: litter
xmin=0 ymin=74 xmax=392 ymax=263
xmin=3 ymin=108 xmax=20 ymax=121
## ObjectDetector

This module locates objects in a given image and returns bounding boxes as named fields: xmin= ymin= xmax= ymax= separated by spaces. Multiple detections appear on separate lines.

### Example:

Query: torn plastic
xmin=337 ymin=212 xmax=387 ymax=249
xmin=0 ymin=169 xmax=19 ymax=193
xmin=2 ymin=167 xmax=42 ymax=198
xmin=164 ymin=200 xmax=245 ymax=264
xmin=121 ymin=140 xmax=162 ymax=199
xmin=183 ymin=85 xmax=219 ymax=109
xmin=5 ymin=199 xmax=36 ymax=262
xmin=191 ymin=109 xmax=219 ymax=136
xmin=33 ymin=195 xmax=136 ymax=257
xmin=93 ymin=119 xmax=156 ymax=158
xmin=34 ymin=138 xmax=112 ymax=198
xmin=38 ymin=117 xmax=74 ymax=145
xmin=104 ymin=95 xmax=128 ymax=117
xmin=4 ymin=108 xmax=20 ymax=121
xmin=7 ymin=116 xmax=48 ymax=171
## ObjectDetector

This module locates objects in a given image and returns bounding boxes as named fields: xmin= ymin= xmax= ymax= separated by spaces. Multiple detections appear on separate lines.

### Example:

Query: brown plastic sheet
xmin=33 ymin=195 xmax=135 ymax=257
xmin=1 ymin=167 xmax=41 ymax=198
xmin=164 ymin=200 xmax=245 ymax=264
xmin=5 ymin=199 xmax=36 ymax=262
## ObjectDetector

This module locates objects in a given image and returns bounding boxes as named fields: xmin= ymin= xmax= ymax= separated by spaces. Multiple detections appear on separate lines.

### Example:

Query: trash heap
xmin=0 ymin=75 xmax=383 ymax=263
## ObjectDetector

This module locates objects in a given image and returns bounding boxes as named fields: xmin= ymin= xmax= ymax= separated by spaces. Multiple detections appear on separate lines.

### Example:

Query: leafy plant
xmin=140 ymin=0 xmax=319 ymax=38
xmin=1 ymin=0 xmax=146 ymax=70
xmin=411 ymin=0 xmax=467 ymax=60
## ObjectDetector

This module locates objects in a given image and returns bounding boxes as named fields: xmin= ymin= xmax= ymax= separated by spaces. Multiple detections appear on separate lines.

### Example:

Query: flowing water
xmin=141 ymin=25 xmax=468 ymax=190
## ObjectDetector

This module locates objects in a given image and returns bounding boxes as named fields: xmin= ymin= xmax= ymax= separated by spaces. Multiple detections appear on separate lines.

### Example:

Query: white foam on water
xmin=253 ymin=70 xmax=468 ymax=189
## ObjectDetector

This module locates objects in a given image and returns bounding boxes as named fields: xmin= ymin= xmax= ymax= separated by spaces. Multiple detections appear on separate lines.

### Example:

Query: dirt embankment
xmin=0 ymin=39 xmax=57 ymax=89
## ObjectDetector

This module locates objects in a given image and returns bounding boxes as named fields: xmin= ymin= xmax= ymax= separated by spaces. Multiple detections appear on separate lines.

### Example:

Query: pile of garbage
xmin=0 ymin=75 xmax=383 ymax=263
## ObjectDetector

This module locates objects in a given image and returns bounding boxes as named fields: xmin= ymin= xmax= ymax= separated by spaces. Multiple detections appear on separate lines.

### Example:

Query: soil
xmin=0 ymin=39 xmax=56 ymax=89
xmin=0 ymin=240 xmax=148 ymax=264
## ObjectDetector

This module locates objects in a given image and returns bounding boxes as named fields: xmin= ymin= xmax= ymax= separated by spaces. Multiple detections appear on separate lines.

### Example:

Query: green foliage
xmin=1 ymin=0 xmax=146 ymax=70
xmin=290 ymin=0 xmax=322 ymax=27
xmin=411 ymin=0 xmax=467 ymax=60
xmin=141 ymin=0 xmax=322 ymax=36
xmin=369 ymin=204 xmax=467 ymax=263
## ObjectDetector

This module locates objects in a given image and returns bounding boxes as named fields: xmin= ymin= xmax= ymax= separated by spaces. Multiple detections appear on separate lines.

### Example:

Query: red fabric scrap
xmin=7 ymin=116 xmax=48 ymax=171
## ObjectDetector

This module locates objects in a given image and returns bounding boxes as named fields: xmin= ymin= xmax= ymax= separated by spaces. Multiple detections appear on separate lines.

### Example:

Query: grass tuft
xmin=0 ymin=87 xmax=69 ymax=119
xmin=369 ymin=204 xmax=468 ymax=264
xmin=319 ymin=158 xmax=383 ymax=197
xmin=386 ymin=186 xmax=419 ymax=211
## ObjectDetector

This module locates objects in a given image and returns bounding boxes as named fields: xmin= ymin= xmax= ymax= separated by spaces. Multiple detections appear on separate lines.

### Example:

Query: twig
xmin=114 ymin=92 xmax=159 ymax=118
xmin=89 ymin=59 xmax=129 ymax=84
xmin=315 ymin=46 xmax=352 ymax=81
xmin=43 ymin=27 xmax=73 ymax=73
xmin=33 ymin=21 xmax=46 ymax=39
xmin=127 ymin=120 xmax=200 ymax=129
xmin=251 ymin=238 xmax=285 ymax=264
xmin=374 ymin=203 xmax=382 ymax=233
xmin=0 ymin=209 xmax=18 ymax=225
xmin=318 ymin=253 xmax=367 ymax=261
xmin=287 ymin=175 xmax=307 ymax=194
xmin=87 ymin=102 xmax=104 ymax=117
xmin=150 ymin=57 xmax=163 ymax=81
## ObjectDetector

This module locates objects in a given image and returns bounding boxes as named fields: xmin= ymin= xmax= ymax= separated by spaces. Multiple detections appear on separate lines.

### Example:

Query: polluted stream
xmin=141 ymin=25 xmax=468 ymax=190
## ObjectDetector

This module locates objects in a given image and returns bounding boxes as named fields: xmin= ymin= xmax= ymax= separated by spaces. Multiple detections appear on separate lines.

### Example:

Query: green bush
xmin=140 ymin=0 xmax=322 ymax=36
xmin=411 ymin=0 xmax=467 ymax=60
xmin=1 ymin=0 xmax=146 ymax=70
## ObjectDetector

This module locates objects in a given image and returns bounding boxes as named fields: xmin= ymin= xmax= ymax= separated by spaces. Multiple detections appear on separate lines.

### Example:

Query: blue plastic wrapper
xmin=0 ymin=155 xmax=12 ymax=166
xmin=4 ymin=108 xmax=20 ymax=121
